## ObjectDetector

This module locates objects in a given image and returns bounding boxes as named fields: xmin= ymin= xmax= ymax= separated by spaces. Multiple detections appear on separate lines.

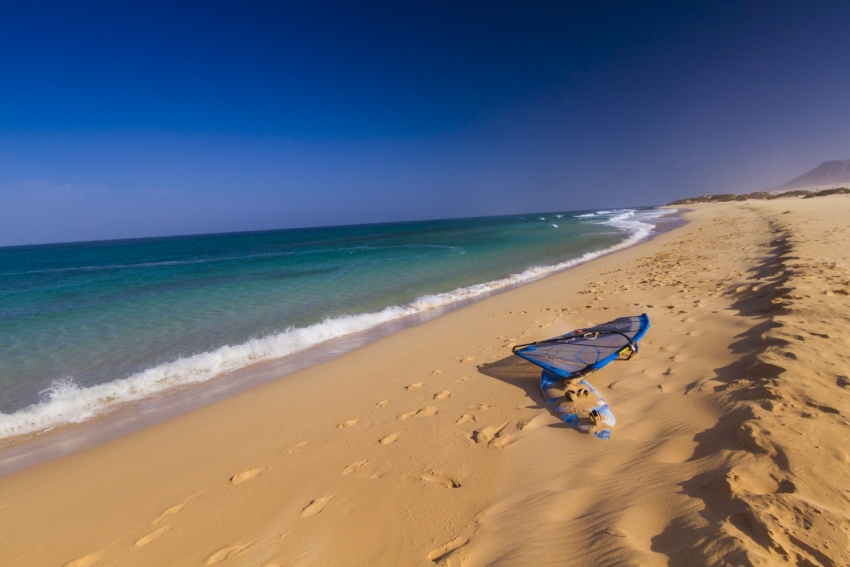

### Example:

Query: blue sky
xmin=2 ymin=1 xmax=849 ymax=246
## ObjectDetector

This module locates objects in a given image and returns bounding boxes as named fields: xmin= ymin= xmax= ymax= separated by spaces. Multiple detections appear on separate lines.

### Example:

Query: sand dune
xmin=1 ymin=196 xmax=848 ymax=566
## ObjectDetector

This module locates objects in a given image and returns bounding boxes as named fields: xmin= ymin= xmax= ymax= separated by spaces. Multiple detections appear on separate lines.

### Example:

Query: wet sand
xmin=1 ymin=196 xmax=848 ymax=566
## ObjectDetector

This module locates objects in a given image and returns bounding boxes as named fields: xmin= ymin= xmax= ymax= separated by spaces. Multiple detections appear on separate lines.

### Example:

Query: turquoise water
xmin=0 ymin=208 xmax=668 ymax=439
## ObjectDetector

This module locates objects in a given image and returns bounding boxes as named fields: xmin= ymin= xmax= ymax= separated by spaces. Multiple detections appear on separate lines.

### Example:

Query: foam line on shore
xmin=0 ymin=208 xmax=673 ymax=441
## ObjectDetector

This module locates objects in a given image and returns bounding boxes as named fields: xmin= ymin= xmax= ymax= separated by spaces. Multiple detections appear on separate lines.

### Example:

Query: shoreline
xmin=0 ymin=208 xmax=683 ymax=476
xmin=6 ymin=198 xmax=845 ymax=566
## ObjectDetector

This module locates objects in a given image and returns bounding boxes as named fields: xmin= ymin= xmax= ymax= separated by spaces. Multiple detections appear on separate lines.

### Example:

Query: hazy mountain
xmin=774 ymin=159 xmax=850 ymax=190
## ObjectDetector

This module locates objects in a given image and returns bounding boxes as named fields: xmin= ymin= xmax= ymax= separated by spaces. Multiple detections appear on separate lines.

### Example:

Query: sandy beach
xmin=1 ymin=196 xmax=849 ymax=566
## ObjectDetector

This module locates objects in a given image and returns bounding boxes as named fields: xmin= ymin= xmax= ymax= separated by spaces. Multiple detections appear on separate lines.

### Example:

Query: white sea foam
xmin=0 ymin=208 xmax=674 ymax=441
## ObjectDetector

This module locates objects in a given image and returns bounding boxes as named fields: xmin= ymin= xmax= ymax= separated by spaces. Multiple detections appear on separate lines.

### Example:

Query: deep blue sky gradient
xmin=2 ymin=1 xmax=849 ymax=245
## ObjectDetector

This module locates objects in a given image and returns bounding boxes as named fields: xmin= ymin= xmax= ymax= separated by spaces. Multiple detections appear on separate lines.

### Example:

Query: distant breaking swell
xmin=0 ymin=209 xmax=672 ymax=441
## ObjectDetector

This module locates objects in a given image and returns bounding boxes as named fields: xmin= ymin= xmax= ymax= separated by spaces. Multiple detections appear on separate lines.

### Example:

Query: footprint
xmin=204 ymin=541 xmax=256 ymax=565
xmin=63 ymin=554 xmax=103 ymax=567
xmin=456 ymin=414 xmax=475 ymax=425
xmin=461 ymin=356 xmax=477 ymax=362
xmin=288 ymin=441 xmax=309 ymax=453
xmin=135 ymin=525 xmax=172 ymax=547
xmin=338 ymin=419 xmax=359 ymax=428
xmin=434 ymin=391 xmax=451 ymax=400
xmin=342 ymin=459 xmax=382 ymax=479
xmin=301 ymin=495 xmax=335 ymax=518
xmin=432 ymin=369 xmax=444 ymax=375
xmin=152 ymin=503 xmax=185 ymax=524
xmin=516 ymin=413 xmax=548 ymax=431
xmin=379 ymin=432 xmax=400 ymax=445
xmin=400 ymin=406 xmax=439 ymax=420
xmin=427 ymin=536 xmax=469 ymax=562
xmin=406 ymin=383 xmax=424 ymax=390
xmin=468 ymin=403 xmax=491 ymax=411
xmin=471 ymin=421 xmax=509 ymax=444
xmin=490 ymin=432 xmax=519 ymax=449
xmin=376 ymin=399 xmax=390 ymax=408
xmin=454 ymin=376 xmax=470 ymax=383
xmin=420 ymin=470 xmax=461 ymax=488
xmin=342 ymin=460 xmax=369 ymax=475
xmin=231 ymin=468 xmax=262 ymax=484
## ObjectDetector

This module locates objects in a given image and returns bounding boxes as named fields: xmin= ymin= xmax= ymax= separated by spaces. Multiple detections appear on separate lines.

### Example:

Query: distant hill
xmin=774 ymin=159 xmax=850 ymax=190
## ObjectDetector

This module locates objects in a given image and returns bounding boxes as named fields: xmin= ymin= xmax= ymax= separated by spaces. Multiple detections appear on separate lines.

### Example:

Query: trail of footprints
xmin=65 ymin=359 xmax=523 ymax=565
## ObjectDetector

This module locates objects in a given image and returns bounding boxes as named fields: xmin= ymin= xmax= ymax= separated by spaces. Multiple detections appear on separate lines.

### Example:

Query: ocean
xmin=0 ymin=208 xmax=672 ymax=443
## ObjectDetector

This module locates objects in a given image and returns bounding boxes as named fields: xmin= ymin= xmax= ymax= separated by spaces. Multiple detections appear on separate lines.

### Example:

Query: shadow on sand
xmin=649 ymin=225 xmax=794 ymax=565
xmin=477 ymin=355 xmax=610 ymax=436
xmin=476 ymin=355 xmax=543 ymax=405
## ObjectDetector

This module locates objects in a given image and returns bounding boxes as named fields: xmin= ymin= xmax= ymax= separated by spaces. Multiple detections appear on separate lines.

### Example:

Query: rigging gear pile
xmin=512 ymin=314 xmax=649 ymax=439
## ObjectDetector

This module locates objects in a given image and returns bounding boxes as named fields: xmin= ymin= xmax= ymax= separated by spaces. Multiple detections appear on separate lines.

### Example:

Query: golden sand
xmin=1 ymin=196 xmax=848 ymax=566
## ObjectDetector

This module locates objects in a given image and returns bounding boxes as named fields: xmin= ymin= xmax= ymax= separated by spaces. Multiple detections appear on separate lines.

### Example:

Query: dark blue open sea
xmin=0 ymin=208 xmax=672 ymax=442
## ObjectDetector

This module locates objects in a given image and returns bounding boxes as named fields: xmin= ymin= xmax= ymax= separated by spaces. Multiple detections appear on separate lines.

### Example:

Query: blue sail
xmin=512 ymin=314 xmax=650 ymax=380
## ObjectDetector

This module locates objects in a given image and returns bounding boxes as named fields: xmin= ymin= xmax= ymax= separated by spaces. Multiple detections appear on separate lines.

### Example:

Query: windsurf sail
xmin=512 ymin=314 xmax=649 ymax=381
